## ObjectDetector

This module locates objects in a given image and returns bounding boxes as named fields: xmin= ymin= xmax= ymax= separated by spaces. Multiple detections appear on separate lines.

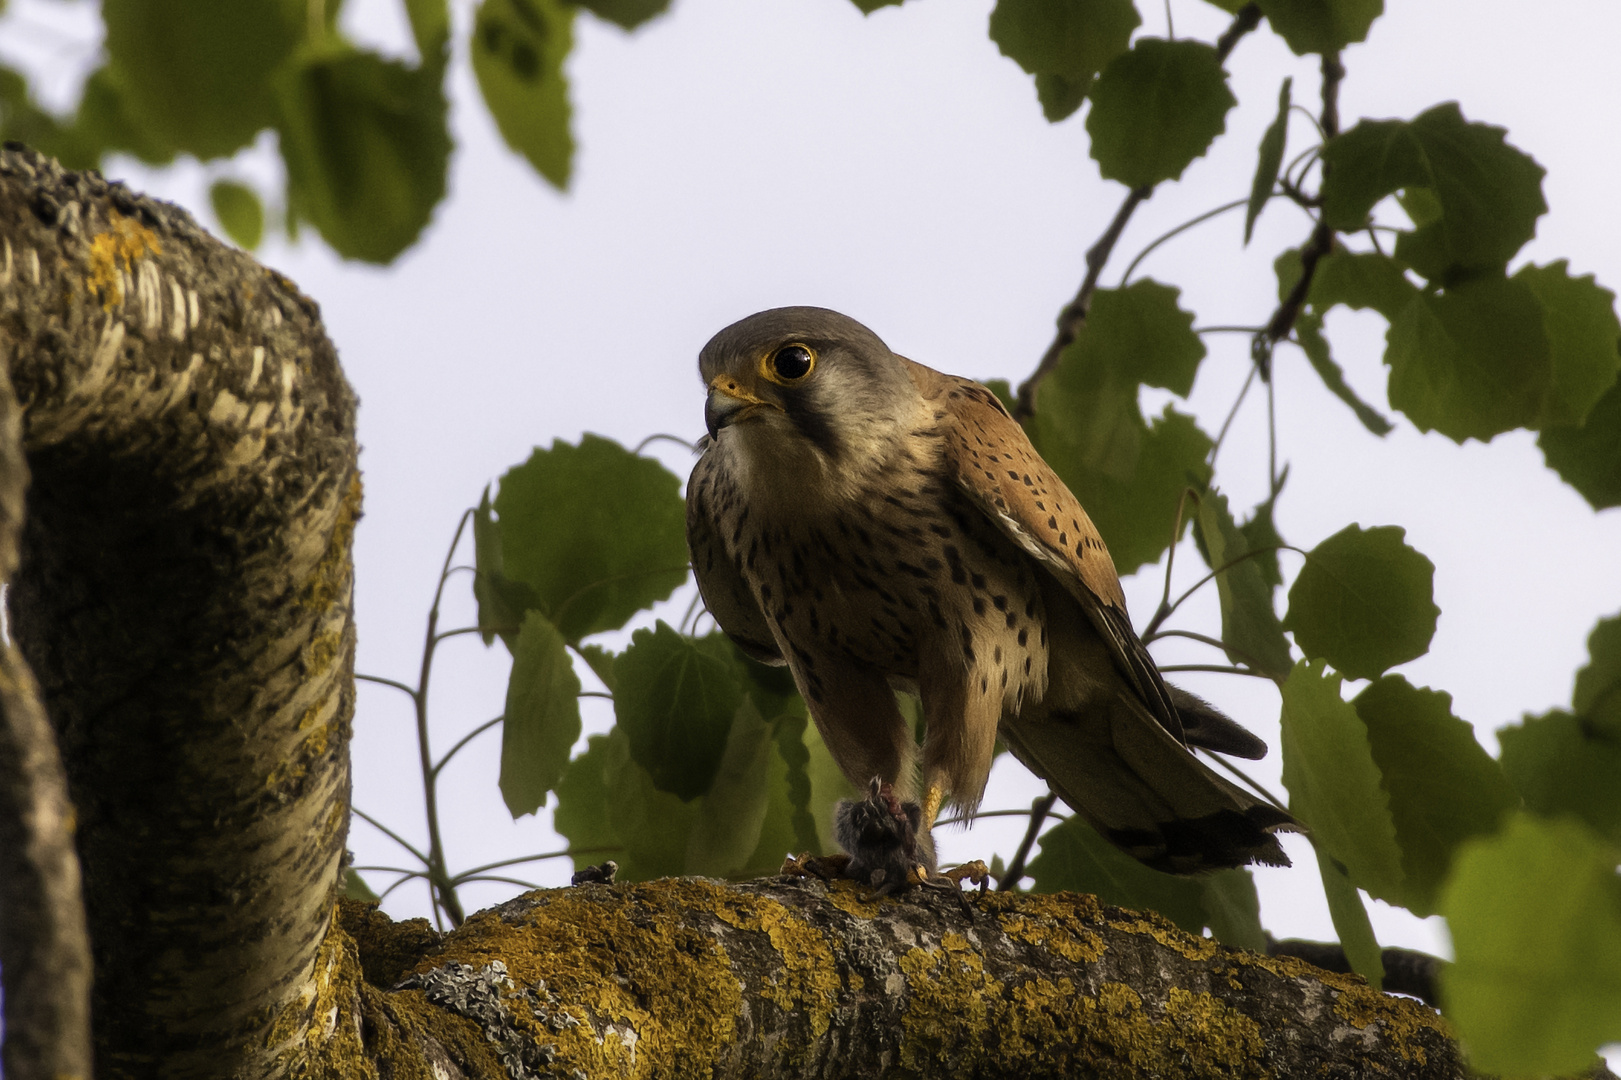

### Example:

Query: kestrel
xmin=686 ymin=307 xmax=1295 ymax=874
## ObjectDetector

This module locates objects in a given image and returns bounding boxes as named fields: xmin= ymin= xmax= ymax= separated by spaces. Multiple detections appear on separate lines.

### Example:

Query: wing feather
xmin=903 ymin=360 xmax=1185 ymax=743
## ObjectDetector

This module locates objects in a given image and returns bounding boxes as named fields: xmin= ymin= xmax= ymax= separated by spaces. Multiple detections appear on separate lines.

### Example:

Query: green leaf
xmin=553 ymin=734 xmax=620 ymax=870
xmin=472 ymin=485 xmax=539 ymax=649
xmin=1034 ymin=73 xmax=1089 ymax=123
xmin=1498 ymin=712 xmax=1621 ymax=847
xmin=1200 ymin=869 xmax=1266 ymax=952
xmin=1320 ymin=103 xmax=1546 ymax=281
xmin=1383 ymin=275 xmax=1551 ymax=442
xmin=577 ymin=0 xmax=672 ymax=29
xmin=1539 ymin=375 xmax=1621 ymax=511
xmin=102 ymin=0 xmax=301 ymax=160
xmin=1352 ymin=676 xmax=1519 ymax=915
xmin=1255 ymin=0 xmax=1382 ymax=56
xmin=1027 ymin=815 xmax=1208 ymax=935
xmin=770 ymin=712 xmax=821 ymax=854
xmin=1309 ymin=249 xmax=1419 ymax=322
xmin=343 ymin=868 xmax=380 ymax=902
xmin=499 ymin=611 xmax=583 ymax=817
xmin=1284 ymin=524 xmax=1439 ymax=678
xmin=989 ymin=0 xmax=1139 ymax=122
xmin=472 ymin=0 xmax=574 ymax=188
xmin=577 ymin=644 xmax=617 ymax=691
xmin=1294 ymin=311 xmax=1394 ymax=435
xmin=493 ymin=435 xmax=689 ymax=643
xmin=1195 ymin=488 xmax=1292 ymax=678
xmin=1439 ymin=815 xmax=1621 ymax=1077
xmin=685 ymin=699 xmax=775 ymax=875
xmin=403 ymin=0 xmax=451 ymax=64
xmin=613 ymin=624 xmax=744 ymax=801
xmin=209 ymin=180 xmax=265 ymax=251
xmin=1514 ymin=261 xmax=1621 ymax=428
xmin=1245 ymin=77 xmax=1290 ymax=244
xmin=276 ymin=46 xmax=450 ymax=264
xmin=1237 ymin=494 xmax=1284 ymax=589
xmin=602 ymin=728 xmax=700 ymax=880
xmin=1575 ymin=612 xmax=1621 ymax=738
xmin=1086 ymin=38 xmax=1236 ymax=188
xmin=1280 ymin=660 xmax=1405 ymax=903
xmin=1029 ymin=280 xmax=1212 ymax=574
xmin=1314 ymin=845 xmax=1384 ymax=989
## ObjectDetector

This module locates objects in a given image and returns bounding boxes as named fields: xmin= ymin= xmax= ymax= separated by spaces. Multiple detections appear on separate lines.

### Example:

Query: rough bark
xmin=0 ymin=145 xmax=359 ymax=1077
xmin=314 ymin=881 xmax=1466 ymax=1079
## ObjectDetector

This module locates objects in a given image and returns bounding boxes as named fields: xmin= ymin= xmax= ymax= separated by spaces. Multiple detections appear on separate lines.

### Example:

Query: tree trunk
xmin=0 ymin=145 xmax=1594 ymax=1080
xmin=0 ymin=145 xmax=359 ymax=1078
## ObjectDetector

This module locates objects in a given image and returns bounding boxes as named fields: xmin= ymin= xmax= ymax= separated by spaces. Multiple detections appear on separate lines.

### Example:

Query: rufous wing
xmin=903 ymin=360 xmax=1184 ymax=744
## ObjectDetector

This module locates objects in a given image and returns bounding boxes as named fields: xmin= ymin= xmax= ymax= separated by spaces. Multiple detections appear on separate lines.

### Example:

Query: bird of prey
xmin=685 ymin=307 xmax=1296 ymax=875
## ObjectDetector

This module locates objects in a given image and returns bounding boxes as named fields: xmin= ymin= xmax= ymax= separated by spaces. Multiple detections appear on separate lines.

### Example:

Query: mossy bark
xmin=0 ymin=145 xmax=358 ymax=1078
xmin=319 ymin=881 xmax=1469 ymax=1080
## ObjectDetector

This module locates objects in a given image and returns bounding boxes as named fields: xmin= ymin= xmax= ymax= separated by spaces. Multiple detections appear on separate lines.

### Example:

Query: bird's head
xmin=697 ymin=307 xmax=922 ymax=476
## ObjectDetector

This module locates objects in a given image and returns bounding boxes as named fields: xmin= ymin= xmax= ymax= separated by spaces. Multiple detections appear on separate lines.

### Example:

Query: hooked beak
xmin=704 ymin=375 xmax=772 ymax=439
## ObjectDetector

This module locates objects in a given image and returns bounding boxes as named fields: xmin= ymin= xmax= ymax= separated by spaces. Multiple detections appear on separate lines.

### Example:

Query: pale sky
xmin=5 ymin=0 xmax=1621 ymax=1001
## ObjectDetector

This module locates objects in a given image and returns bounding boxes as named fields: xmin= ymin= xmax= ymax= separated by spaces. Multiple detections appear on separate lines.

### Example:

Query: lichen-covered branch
xmin=0 ymin=146 xmax=359 ymax=1077
xmin=311 ymin=879 xmax=1470 ymax=1079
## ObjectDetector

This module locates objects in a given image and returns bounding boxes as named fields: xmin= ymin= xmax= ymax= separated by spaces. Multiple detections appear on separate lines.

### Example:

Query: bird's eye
xmin=766 ymin=343 xmax=815 ymax=382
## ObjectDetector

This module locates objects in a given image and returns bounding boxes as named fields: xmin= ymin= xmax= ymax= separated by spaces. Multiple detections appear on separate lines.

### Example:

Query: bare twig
xmin=1252 ymin=52 xmax=1345 ymax=380
xmin=997 ymin=792 xmax=1060 ymax=891
xmin=1013 ymin=5 xmax=1265 ymax=422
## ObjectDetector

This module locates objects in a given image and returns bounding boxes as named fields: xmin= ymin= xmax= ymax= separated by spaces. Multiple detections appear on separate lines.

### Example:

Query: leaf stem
xmin=1119 ymin=198 xmax=1248 ymax=285
xmin=350 ymin=807 xmax=430 ymax=866
xmin=430 ymin=714 xmax=504 ymax=780
xmin=1159 ymin=663 xmax=1268 ymax=678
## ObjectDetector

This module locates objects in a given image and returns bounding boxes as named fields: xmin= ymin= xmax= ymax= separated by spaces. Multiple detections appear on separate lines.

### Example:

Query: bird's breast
xmin=726 ymin=454 xmax=1052 ymax=714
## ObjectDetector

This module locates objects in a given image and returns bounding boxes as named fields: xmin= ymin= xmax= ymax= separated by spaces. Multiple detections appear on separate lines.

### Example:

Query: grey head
xmin=697 ymin=307 xmax=920 ymax=466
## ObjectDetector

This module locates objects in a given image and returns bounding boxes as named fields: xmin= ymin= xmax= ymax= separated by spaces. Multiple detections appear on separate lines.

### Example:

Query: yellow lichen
xmin=819 ymin=876 xmax=883 ymax=919
xmin=993 ymin=892 xmax=1106 ymax=964
xmin=85 ymin=211 xmax=161 ymax=310
xmin=302 ymin=475 xmax=362 ymax=614
xmin=710 ymin=886 xmax=844 ymax=1037
xmin=303 ymin=629 xmax=341 ymax=680
xmin=404 ymin=879 xmax=745 ymax=1080
xmin=1333 ymin=982 xmax=1448 ymax=1064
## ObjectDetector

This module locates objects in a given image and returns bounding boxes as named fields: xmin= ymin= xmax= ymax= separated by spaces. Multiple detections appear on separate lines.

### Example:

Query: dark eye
xmin=771 ymin=344 xmax=815 ymax=381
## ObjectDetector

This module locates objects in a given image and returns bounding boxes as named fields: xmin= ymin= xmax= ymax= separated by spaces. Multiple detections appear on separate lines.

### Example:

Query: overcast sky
xmin=6 ymin=0 xmax=1621 ymax=995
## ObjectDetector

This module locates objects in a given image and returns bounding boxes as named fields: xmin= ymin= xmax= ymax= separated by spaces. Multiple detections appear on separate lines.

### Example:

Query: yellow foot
xmin=780 ymin=851 xmax=851 ymax=881
xmin=942 ymin=859 xmax=991 ymax=892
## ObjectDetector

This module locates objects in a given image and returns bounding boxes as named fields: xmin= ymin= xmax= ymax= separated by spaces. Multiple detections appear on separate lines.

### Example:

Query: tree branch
xmin=1013 ymin=3 xmax=1264 ymax=422
xmin=313 ymin=882 xmax=1487 ymax=1079
xmin=0 ymin=145 xmax=358 ymax=1077
xmin=0 ymin=363 xmax=91 ymax=1080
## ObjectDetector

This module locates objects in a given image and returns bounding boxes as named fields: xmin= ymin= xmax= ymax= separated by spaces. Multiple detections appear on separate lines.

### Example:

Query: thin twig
xmin=1252 ymin=52 xmax=1345 ymax=380
xmin=1195 ymin=325 xmax=1269 ymax=335
xmin=455 ymin=874 xmax=543 ymax=890
xmin=354 ymin=673 xmax=420 ymax=700
xmin=1013 ymin=185 xmax=1152 ymax=421
xmin=1159 ymin=664 xmax=1268 ymax=678
xmin=430 ymin=714 xmax=504 ymax=779
xmin=431 ymin=626 xmax=489 ymax=644
xmin=935 ymin=807 xmax=1070 ymax=829
xmin=1145 ymin=628 xmax=1269 ymax=672
xmin=414 ymin=509 xmax=477 ymax=927
xmin=450 ymin=846 xmax=621 ymax=884
xmin=1013 ymin=4 xmax=1263 ymax=422
xmin=351 ymin=807 xmax=430 ymax=866
xmin=1146 ymin=487 xmax=1202 ymax=639
xmin=1119 ymin=198 xmax=1248 ymax=285
xmin=997 ymin=792 xmax=1060 ymax=891
xmin=1199 ymin=751 xmax=1291 ymax=815
xmin=1208 ymin=364 xmax=1259 ymax=467
xmin=634 ymin=432 xmax=697 ymax=454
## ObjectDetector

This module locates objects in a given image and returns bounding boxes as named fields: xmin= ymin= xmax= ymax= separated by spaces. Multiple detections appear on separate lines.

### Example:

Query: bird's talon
xmin=943 ymin=859 xmax=990 ymax=891
xmin=780 ymin=851 xmax=850 ymax=881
